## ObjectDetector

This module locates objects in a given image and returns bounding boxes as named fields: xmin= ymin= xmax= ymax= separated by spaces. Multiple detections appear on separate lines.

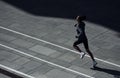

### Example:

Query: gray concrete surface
xmin=0 ymin=1 xmax=120 ymax=78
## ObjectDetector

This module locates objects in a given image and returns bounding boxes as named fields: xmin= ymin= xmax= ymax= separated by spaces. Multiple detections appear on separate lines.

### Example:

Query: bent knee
xmin=73 ymin=43 xmax=77 ymax=47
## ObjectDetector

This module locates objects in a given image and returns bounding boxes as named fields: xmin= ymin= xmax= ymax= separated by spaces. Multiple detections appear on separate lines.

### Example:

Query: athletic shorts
xmin=73 ymin=37 xmax=89 ymax=49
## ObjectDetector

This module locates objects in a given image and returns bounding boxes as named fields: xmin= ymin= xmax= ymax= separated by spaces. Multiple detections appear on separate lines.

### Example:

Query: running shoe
xmin=80 ymin=52 xmax=86 ymax=59
xmin=93 ymin=61 xmax=98 ymax=68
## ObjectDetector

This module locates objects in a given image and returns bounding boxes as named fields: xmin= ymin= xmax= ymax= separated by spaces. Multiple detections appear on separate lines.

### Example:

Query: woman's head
xmin=76 ymin=15 xmax=86 ymax=22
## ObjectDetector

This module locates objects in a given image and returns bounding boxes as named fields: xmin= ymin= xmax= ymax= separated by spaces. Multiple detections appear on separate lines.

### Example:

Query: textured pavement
xmin=0 ymin=1 xmax=120 ymax=78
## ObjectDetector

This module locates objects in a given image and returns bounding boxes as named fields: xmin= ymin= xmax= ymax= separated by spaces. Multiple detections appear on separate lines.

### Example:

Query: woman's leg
xmin=73 ymin=40 xmax=82 ymax=52
xmin=83 ymin=39 xmax=95 ymax=61
xmin=73 ymin=40 xmax=86 ymax=59
xmin=86 ymin=49 xmax=95 ymax=61
xmin=83 ymin=39 xmax=97 ymax=67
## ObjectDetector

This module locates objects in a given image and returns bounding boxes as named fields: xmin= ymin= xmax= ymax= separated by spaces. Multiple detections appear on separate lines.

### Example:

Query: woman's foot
xmin=93 ymin=61 xmax=98 ymax=68
xmin=80 ymin=52 xmax=86 ymax=59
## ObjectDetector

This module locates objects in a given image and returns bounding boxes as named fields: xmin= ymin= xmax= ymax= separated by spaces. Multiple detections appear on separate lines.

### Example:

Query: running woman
xmin=73 ymin=15 xmax=97 ymax=67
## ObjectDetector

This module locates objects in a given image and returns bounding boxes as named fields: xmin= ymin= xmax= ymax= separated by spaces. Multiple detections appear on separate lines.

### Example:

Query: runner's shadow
xmin=0 ymin=68 xmax=23 ymax=78
xmin=91 ymin=66 xmax=120 ymax=78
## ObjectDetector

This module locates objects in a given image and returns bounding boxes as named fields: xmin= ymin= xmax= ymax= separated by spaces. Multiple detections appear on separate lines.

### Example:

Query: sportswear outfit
xmin=74 ymin=22 xmax=88 ymax=49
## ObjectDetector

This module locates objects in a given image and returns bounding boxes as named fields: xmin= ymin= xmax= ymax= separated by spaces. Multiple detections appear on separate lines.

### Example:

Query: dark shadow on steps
xmin=91 ymin=66 xmax=120 ymax=78
xmin=0 ymin=68 xmax=23 ymax=78
xmin=2 ymin=0 xmax=120 ymax=32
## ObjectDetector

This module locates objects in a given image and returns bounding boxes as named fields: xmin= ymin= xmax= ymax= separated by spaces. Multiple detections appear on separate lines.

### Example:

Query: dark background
xmin=2 ymin=0 xmax=120 ymax=32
